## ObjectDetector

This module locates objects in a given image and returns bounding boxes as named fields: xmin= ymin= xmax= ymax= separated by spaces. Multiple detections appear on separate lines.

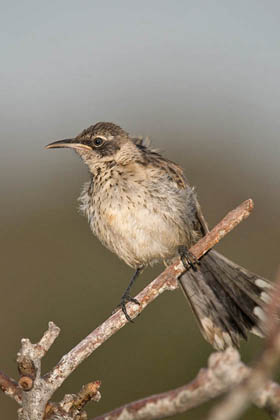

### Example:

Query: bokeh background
xmin=1 ymin=1 xmax=279 ymax=419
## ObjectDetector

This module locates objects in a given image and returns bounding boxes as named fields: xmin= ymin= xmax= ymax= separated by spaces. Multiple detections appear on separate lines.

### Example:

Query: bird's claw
xmin=113 ymin=294 xmax=140 ymax=322
xmin=178 ymin=245 xmax=200 ymax=271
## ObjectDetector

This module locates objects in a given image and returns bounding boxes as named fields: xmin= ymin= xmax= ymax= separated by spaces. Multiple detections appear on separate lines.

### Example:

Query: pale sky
xmin=1 ymin=0 xmax=279 ymax=209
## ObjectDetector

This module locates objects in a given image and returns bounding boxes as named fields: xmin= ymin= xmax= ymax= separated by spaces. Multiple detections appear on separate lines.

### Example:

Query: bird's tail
xmin=178 ymin=249 xmax=272 ymax=350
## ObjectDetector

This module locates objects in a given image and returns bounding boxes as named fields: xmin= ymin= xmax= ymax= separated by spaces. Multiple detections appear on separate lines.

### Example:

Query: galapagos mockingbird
xmin=46 ymin=122 xmax=271 ymax=350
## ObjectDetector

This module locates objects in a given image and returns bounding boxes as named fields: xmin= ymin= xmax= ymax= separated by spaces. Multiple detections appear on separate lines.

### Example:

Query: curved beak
xmin=45 ymin=138 xmax=92 ymax=151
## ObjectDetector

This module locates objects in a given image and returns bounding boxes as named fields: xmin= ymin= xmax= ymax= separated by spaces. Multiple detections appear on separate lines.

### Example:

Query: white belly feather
xmin=80 ymin=174 xmax=191 ymax=268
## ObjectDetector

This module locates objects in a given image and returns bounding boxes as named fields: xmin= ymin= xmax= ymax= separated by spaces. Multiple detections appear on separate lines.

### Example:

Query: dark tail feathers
xmin=179 ymin=249 xmax=272 ymax=350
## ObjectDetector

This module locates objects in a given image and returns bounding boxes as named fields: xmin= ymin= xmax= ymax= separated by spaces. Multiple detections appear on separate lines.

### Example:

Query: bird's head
xmin=46 ymin=122 xmax=143 ymax=171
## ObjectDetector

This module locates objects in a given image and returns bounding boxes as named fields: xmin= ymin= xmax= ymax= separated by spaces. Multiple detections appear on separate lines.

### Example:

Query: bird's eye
xmin=93 ymin=137 xmax=104 ymax=147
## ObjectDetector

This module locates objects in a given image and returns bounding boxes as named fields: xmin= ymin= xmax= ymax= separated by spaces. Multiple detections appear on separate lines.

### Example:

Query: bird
xmin=46 ymin=122 xmax=272 ymax=350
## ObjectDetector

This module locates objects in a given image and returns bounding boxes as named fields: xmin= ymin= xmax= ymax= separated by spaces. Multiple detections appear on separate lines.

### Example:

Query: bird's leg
xmin=178 ymin=245 xmax=200 ymax=271
xmin=114 ymin=267 xmax=142 ymax=322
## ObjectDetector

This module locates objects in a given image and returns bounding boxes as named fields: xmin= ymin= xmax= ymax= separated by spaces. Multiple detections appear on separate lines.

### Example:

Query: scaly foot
xmin=178 ymin=245 xmax=200 ymax=271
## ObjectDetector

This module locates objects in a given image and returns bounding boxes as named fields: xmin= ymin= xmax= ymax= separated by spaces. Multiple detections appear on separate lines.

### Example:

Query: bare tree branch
xmin=45 ymin=381 xmax=101 ymax=420
xmin=0 ymin=199 xmax=259 ymax=419
xmin=91 ymin=348 xmax=280 ymax=420
xmin=0 ymin=370 xmax=22 ymax=404
xmin=45 ymin=199 xmax=254 ymax=389
xmin=17 ymin=322 xmax=61 ymax=420
xmin=15 ymin=322 xmax=101 ymax=420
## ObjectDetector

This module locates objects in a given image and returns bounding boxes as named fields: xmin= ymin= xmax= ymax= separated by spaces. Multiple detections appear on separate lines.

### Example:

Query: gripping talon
xmin=113 ymin=267 xmax=142 ymax=321
xmin=178 ymin=245 xmax=199 ymax=271
xmin=113 ymin=294 xmax=140 ymax=322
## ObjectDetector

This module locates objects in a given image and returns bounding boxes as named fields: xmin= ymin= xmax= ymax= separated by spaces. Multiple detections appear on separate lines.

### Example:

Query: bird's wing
xmin=193 ymin=195 xmax=209 ymax=235
xmin=138 ymin=145 xmax=209 ymax=238
xmin=156 ymin=157 xmax=209 ymax=236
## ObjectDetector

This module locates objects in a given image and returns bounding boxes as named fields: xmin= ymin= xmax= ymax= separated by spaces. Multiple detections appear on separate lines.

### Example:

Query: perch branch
xmin=45 ymin=199 xmax=254 ymax=389
xmin=0 ymin=199 xmax=256 ymax=420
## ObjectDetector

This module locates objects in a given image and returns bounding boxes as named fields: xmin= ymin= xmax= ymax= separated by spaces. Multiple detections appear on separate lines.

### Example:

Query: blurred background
xmin=1 ymin=1 xmax=279 ymax=419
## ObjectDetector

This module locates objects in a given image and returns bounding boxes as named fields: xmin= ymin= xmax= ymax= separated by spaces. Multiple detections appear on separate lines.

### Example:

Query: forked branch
xmin=1 ymin=199 xmax=265 ymax=420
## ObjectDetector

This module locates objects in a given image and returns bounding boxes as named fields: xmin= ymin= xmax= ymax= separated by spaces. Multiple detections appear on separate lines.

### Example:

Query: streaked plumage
xmin=46 ymin=122 xmax=272 ymax=350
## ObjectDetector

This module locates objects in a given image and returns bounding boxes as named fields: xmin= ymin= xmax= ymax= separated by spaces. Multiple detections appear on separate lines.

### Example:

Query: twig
xmin=45 ymin=199 xmax=254 ymax=389
xmin=17 ymin=322 xmax=61 ymax=420
xmin=190 ymin=198 xmax=254 ymax=259
xmin=45 ymin=381 xmax=101 ymax=420
xmin=16 ymin=322 xmax=101 ymax=420
xmin=207 ymin=268 xmax=280 ymax=420
xmin=90 ymin=348 xmax=280 ymax=420
xmin=69 ymin=381 xmax=101 ymax=410
xmin=0 ymin=370 xmax=22 ymax=404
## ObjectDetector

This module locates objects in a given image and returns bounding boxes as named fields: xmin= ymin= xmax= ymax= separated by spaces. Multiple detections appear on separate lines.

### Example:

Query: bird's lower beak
xmin=45 ymin=139 xmax=92 ymax=151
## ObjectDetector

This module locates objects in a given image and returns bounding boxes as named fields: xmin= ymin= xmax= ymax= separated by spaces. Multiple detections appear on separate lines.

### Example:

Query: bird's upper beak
xmin=45 ymin=138 xmax=92 ymax=151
